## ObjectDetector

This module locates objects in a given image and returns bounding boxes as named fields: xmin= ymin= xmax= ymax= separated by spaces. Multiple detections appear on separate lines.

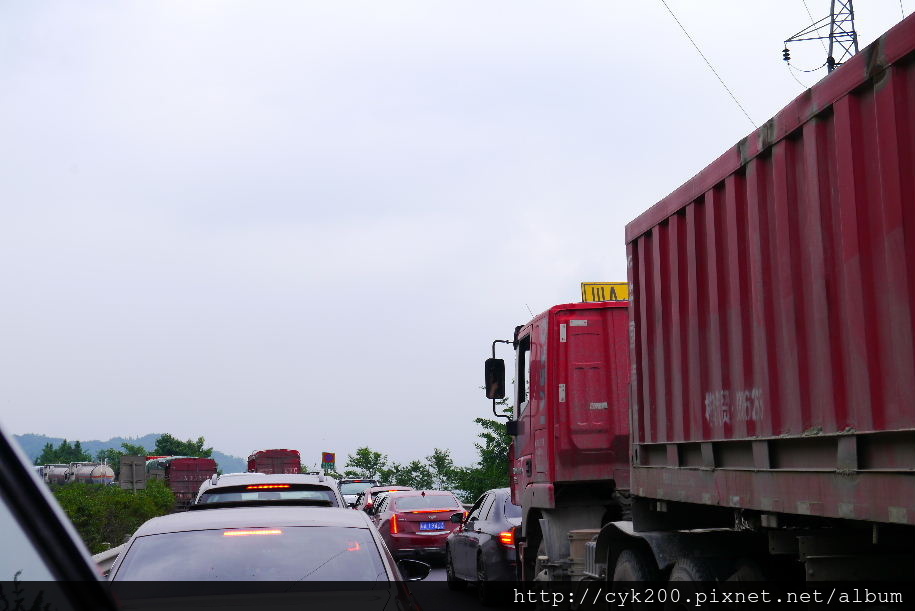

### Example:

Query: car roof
xmin=133 ymin=506 xmax=372 ymax=536
xmin=205 ymin=473 xmax=334 ymax=489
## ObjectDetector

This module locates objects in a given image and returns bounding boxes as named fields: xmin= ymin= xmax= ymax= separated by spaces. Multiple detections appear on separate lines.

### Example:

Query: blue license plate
xmin=419 ymin=521 xmax=445 ymax=531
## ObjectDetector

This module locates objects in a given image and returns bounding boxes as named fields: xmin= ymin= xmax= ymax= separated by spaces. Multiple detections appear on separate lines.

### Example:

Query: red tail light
xmin=223 ymin=529 xmax=283 ymax=537
xmin=498 ymin=530 xmax=514 ymax=546
xmin=391 ymin=514 xmax=399 ymax=534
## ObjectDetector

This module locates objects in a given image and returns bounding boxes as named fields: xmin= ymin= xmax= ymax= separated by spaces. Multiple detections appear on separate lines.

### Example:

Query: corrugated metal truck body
xmin=626 ymin=14 xmax=915 ymax=526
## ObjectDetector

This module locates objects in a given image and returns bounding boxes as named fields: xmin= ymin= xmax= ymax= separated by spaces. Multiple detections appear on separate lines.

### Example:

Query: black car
xmin=445 ymin=487 xmax=520 ymax=604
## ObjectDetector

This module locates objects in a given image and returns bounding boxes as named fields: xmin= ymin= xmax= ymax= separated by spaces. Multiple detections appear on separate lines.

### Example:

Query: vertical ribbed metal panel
xmin=625 ymin=14 xmax=915 ymax=524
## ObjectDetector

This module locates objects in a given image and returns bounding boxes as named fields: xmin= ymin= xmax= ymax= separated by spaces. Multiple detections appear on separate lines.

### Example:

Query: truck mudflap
xmin=584 ymin=540 xmax=602 ymax=579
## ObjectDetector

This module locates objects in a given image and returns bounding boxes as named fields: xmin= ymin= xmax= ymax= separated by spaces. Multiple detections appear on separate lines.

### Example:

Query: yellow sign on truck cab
xmin=581 ymin=282 xmax=629 ymax=302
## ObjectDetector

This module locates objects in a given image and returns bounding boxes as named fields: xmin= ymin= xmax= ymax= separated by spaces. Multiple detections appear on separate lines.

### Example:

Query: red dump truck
xmin=146 ymin=456 xmax=218 ymax=509
xmin=489 ymin=13 xmax=915 ymax=582
xmin=247 ymin=449 xmax=301 ymax=474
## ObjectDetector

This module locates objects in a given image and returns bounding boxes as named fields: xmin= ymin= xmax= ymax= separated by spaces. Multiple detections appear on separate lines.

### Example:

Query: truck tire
xmin=668 ymin=557 xmax=717 ymax=582
xmin=445 ymin=550 xmax=467 ymax=591
xmin=612 ymin=548 xmax=660 ymax=582
xmin=533 ymin=539 xmax=549 ymax=581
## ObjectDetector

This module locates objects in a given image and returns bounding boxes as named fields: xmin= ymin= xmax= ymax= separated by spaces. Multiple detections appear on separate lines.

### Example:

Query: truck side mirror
xmin=506 ymin=420 xmax=519 ymax=436
xmin=485 ymin=358 xmax=505 ymax=400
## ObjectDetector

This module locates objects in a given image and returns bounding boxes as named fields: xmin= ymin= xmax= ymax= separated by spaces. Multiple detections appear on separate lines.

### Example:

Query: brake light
xmin=223 ymin=529 xmax=283 ymax=537
xmin=365 ymin=502 xmax=373 ymax=509
xmin=498 ymin=530 xmax=514 ymax=546
xmin=391 ymin=514 xmax=399 ymax=534
xmin=408 ymin=509 xmax=453 ymax=513
xmin=245 ymin=484 xmax=291 ymax=490
xmin=347 ymin=541 xmax=361 ymax=551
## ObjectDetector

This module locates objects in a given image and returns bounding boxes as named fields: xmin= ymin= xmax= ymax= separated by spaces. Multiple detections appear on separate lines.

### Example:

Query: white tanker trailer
xmin=43 ymin=462 xmax=115 ymax=486
xmin=45 ymin=463 xmax=73 ymax=484
xmin=71 ymin=462 xmax=115 ymax=485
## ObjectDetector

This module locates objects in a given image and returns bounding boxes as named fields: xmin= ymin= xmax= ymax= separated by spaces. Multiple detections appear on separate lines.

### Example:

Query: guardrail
xmin=91 ymin=544 xmax=125 ymax=577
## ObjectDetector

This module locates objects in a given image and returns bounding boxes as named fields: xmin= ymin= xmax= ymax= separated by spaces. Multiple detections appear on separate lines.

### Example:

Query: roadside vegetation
xmin=36 ymin=434 xmax=213 ymax=478
xmin=51 ymin=480 xmax=174 ymax=554
xmin=334 ymin=406 xmax=511 ymax=502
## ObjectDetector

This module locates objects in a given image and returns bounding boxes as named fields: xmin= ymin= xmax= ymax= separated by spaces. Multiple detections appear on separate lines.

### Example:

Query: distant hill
xmin=14 ymin=433 xmax=247 ymax=473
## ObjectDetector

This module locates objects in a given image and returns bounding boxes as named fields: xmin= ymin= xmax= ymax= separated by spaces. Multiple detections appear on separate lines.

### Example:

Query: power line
xmin=656 ymin=0 xmax=757 ymax=129
xmin=800 ymin=0 xmax=829 ymax=52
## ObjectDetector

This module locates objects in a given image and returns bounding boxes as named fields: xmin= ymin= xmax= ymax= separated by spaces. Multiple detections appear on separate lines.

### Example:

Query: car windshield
xmin=198 ymin=484 xmax=338 ymax=505
xmin=393 ymin=495 xmax=460 ymax=511
xmin=504 ymin=499 xmax=521 ymax=518
xmin=340 ymin=482 xmax=376 ymax=495
xmin=114 ymin=526 xmax=386 ymax=581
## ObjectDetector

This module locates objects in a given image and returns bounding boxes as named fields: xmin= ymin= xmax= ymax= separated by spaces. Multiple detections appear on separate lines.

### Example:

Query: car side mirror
xmin=484 ymin=358 xmax=505 ymax=400
xmin=397 ymin=559 xmax=431 ymax=581
xmin=449 ymin=513 xmax=463 ymax=524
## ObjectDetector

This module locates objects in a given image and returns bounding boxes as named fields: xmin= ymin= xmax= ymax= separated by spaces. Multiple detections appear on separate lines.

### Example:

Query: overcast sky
xmin=1 ymin=1 xmax=910 ymax=467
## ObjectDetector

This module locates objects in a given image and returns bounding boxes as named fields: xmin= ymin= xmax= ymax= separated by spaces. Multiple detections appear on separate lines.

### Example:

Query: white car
xmin=193 ymin=472 xmax=345 ymax=507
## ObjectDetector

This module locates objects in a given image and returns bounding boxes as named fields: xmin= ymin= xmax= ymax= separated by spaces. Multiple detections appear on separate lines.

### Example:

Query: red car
xmin=374 ymin=490 xmax=464 ymax=561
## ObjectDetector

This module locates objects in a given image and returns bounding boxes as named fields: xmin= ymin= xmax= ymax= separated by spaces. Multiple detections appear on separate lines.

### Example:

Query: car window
xmin=113 ymin=526 xmax=387 ymax=581
xmin=0 ymin=493 xmax=54 ymax=580
xmin=392 ymin=495 xmax=461 ymax=511
xmin=466 ymin=494 xmax=486 ymax=521
xmin=479 ymin=495 xmax=496 ymax=521
xmin=198 ymin=484 xmax=338 ymax=505
xmin=340 ymin=482 xmax=377 ymax=495
xmin=504 ymin=498 xmax=521 ymax=518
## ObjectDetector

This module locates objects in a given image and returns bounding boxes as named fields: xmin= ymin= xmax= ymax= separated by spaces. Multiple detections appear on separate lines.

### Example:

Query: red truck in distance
xmin=146 ymin=456 xmax=218 ymax=509
xmin=488 ymin=12 xmax=915 ymax=584
xmin=247 ymin=449 xmax=302 ymax=474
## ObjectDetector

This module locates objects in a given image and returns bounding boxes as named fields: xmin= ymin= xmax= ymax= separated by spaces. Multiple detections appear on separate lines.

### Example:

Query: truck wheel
xmin=532 ymin=539 xmax=549 ymax=581
xmin=668 ymin=557 xmax=717 ymax=582
xmin=612 ymin=548 xmax=660 ymax=582
xmin=445 ymin=551 xmax=467 ymax=590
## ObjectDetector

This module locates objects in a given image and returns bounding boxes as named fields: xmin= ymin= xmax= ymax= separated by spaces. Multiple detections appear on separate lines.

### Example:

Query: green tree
xmin=377 ymin=462 xmax=403 ymax=485
xmin=452 ymin=404 xmax=512 ymax=502
xmin=52 ymin=480 xmax=175 ymax=553
xmin=34 ymin=439 xmax=92 ymax=465
xmin=427 ymin=448 xmax=456 ymax=490
xmin=399 ymin=460 xmax=434 ymax=489
xmin=153 ymin=434 xmax=212 ymax=458
xmin=344 ymin=447 xmax=388 ymax=479
xmin=121 ymin=442 xmax=149 ymax=456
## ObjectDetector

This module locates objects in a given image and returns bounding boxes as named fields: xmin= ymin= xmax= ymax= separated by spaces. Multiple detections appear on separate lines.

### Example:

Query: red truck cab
xmin=488 ymin=300 xmax=630 ymax=579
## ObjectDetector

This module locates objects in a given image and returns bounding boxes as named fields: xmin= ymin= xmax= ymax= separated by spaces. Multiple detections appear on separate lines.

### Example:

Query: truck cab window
xmin=516 ymin=335 xmax=531 ymax=418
